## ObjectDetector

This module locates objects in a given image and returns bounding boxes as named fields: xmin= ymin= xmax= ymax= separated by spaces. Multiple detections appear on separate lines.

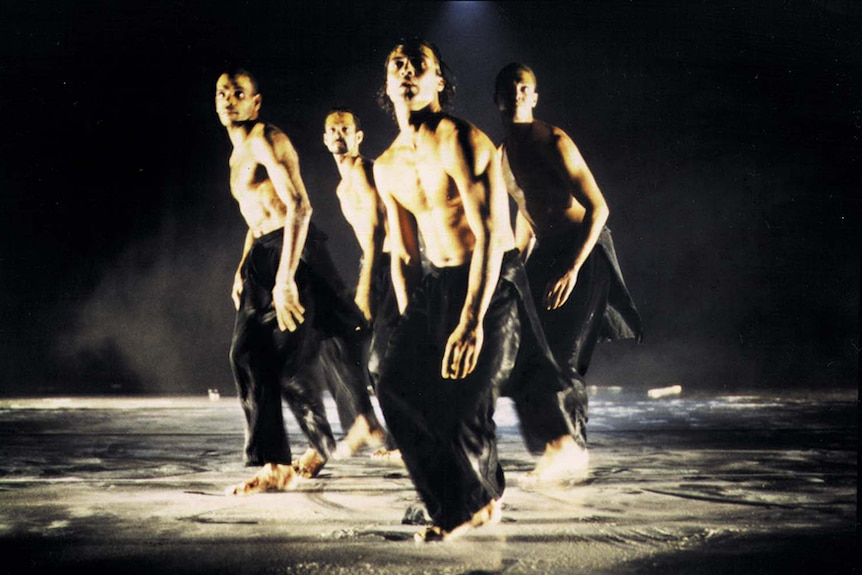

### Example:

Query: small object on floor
xmin=647 ymin=384 xmax=682 ymax=399
xmin=402 ymin=504 xmax=432 ymax=526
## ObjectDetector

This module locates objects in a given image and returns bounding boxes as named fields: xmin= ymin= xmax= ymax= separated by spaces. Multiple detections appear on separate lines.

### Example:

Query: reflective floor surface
xmin=0 ymin=387 xmax=856 ymax=574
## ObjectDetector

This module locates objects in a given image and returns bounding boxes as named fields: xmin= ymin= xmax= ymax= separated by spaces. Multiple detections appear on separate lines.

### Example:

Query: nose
xmin=400 ymin=60 xmax=415 ymax=78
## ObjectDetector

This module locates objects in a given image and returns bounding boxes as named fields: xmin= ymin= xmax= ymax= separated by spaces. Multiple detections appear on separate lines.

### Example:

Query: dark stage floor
xmin=0 ymin=387 xmax=856 ymax=574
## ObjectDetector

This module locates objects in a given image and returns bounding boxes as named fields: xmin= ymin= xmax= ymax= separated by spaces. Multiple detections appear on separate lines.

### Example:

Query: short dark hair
xmin=377 ymin=37 xmax=456 ymax=116
xmin=222 ymin=63 xmax=260 ymax=95
xmin=494 ymin=62 xmax=537 ymax=101
xmin=326 ymin=107 xmax=362 ymax=132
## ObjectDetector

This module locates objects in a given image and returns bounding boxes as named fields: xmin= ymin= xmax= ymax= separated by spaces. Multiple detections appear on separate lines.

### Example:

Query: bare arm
xmin=558 ymin=131 xmax=608 ymax=272
xmin=374 ymin=161 xmax=421 ymax=314
xmin=439 ymin=124 xmax=513 ymax=379
xmin=544 ymin=130 xmax=609 ymax=310
xmin=232 ymin=229 xmax=255 ymax=310
xmin=350 ymin=163 xmax=385 ymax=322
xmin=251 ymin=125 xmax=313 ymax=331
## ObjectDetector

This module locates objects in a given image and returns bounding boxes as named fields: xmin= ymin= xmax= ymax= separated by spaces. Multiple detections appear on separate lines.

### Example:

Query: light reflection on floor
xmin=0 ymin=387 xmax=856 ymax=574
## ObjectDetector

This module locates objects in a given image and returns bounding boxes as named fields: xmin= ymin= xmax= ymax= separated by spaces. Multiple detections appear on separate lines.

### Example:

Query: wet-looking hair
xmin=494 ymin=62 xmax=537 ymax=100
xmin=377 ymin=37 xmax=456 ymax=115
xmin=327 ymin=107 xmax=362 ymax=132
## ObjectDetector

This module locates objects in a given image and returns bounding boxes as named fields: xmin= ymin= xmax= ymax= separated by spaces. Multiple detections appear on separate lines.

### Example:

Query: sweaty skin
xmin=216 ymin=72 xmax=312 ymax=333
xmin=374 ymin=45 xmax=515 ymax=381
xmin=496 ymin=70 xmax=609 ymax=310
xmin=323 ymin=111 xmax=388 ymax=322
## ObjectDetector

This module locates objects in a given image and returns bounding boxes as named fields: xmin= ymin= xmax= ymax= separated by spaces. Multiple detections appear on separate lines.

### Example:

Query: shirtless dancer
xmin=321 ymin=108 xmax=398 ymax=456
xmin=494 ymin=63 xmax=642 ymax=415
xmin=215 ymin=68 xmax=375 ymax=494
xmin=373 ymin=39 xmax=584 ymax=542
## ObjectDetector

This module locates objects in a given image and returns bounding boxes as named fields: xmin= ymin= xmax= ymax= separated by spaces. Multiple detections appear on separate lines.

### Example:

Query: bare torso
xmin=375 ymin=117 xmax=484 ymax=267
xmin=336 ymin=156 xmax=390 ymax=254
xmin=503 ymin=120 xmax=587 ymax=239
xmin=229 ymin=123 xmax=288 ymax=237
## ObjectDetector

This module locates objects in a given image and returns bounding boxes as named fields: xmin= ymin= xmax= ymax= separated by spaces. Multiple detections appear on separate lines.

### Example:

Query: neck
xmin=395 ymin=100 xmax=442 ymax=132
xmin=502 ymin=110 xmax=534 ymax=127
xmin=502 ymin=114 xmax=535 ymax=138
xmin=332 ymin=152 xmax=357 ymax=178
xmin=225 ymin=120 xmax=256 ymax=148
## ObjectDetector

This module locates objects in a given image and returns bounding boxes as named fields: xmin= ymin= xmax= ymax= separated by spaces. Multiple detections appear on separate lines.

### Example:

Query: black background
xmin=1 ymin=1 xmax=858 ymax=396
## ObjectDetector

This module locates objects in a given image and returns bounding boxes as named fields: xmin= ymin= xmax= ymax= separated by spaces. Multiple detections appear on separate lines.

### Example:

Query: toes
xmin=414 ymin=526 xmax=445 ymax=543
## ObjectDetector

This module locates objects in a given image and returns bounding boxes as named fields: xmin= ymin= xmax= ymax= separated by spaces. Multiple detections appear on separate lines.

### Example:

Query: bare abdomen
xmin=234 ymin=186 xmax=287 ymax=237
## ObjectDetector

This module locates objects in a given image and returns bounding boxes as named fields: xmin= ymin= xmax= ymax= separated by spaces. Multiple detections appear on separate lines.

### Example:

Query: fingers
xmin=276 ymin=304 xmax=305 ymax=332
xmin=441 ymin=341 xmax=455 ymax=379
xmin=355 ymin=296 xmax=373 ymax=323
xmin=544 ymin=276 xmax=576 ymax=310
xmin=545 ymin=283 xmax=566 ymax=310
xmin=441 ymin=340 xmax=462 ymax=379
xmin=273 ymin=283 xmax=305 ymax=332
xmin=459 ymin=344 xmax=479 ymax=378
xmin=441 ymin=332 xmax=482 ymax=380
xmin=358 ymin=304 xmax=372 ymax=323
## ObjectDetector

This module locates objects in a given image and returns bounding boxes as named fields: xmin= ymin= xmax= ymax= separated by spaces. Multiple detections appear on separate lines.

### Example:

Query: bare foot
xmin=414 ymin=497 xmax=503 ymax=543
xmin=333 ymin=415 xmax=385 ymax=459
xmin=522 ymin=435 xmax=589 ymax=488
xmin=370 ymin=447 xmax=404 ymax=466
xmin=226 ymin=463 xmax=297 ymax=495
xmin=294 ymin=448 xmax=327 ymax=478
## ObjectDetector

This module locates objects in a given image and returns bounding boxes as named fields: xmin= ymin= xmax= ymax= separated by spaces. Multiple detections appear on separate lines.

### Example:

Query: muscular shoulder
xmin=375 ymin=135 xmax=413 ymax=171
xmin=354 ymin=154 xmax=374 ymax=175
xmin=435 ymin=115 xmax=496 ymax=172
xmin=520 ymin=120 xmax=580 ymax=168
xmin=346 ymin=155 xmax=376 ymax=191
xmin=373 ymin=144 xmax=398 ymax=172
xmin=248 ymin=123 xmax=296 ymax=158
xmin=435 ymin=115 xmax=487 ymax=144
xmin=546 ymin=122 xmax=579 ymax=152
xmin=372 ymin=144 xmax=401 ymax=192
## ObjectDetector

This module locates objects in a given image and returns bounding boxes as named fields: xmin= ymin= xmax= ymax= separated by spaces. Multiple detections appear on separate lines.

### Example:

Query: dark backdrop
xmin=1 ymin=1 xmax=858 ymax=396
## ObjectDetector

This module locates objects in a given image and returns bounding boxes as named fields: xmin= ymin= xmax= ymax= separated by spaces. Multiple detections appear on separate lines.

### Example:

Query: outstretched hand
xmin=441 ymin=322 xmax=484 ymax=380
xmin=272 ymin=279 xmax=305 ymax=332
xmin=544 ymin=267 xmax=579 ymax=310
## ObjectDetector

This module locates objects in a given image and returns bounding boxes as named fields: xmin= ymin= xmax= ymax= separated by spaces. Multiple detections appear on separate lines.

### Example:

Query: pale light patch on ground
xmin=0 ymin=388 xmax=856 ymax=574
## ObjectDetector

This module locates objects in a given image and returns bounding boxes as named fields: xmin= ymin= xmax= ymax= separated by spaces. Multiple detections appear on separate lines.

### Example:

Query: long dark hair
xmin=376 ymin=37 xmax=456 ymax=117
